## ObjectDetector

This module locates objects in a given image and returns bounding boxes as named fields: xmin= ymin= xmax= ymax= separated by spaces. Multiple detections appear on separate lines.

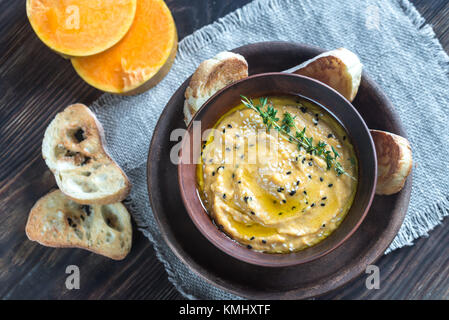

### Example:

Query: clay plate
xmin=147 ymin=41 xmax=412 ymax=299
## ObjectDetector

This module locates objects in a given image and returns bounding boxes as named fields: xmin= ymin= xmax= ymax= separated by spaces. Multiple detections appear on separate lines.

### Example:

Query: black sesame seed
xmin=327 ymin=134 xmax=333 ymax=138
xmin=296 ymin=180 xmax=300 ymax=185
xmin=278 ymin=212 xmax=283 ymax=215
xmin=223 ymin=194 xmax=226 ymax=199
xmin=311 ymin=203 xmax=315 ymax=207
xmin=244 ymin=196 xmax=249 ymax=203
xmin=282 ymin=199 xmax=287 ymax=203
xmin=238 ymin=181 xmax=242 ymax=184
xmin=262 ymin=240 xmax=267 ymax=244
xmin=328 ymin=183 xmax=333 ymax=187
xmin=222 ymin=129 xmax=226 ymax=133
xmin=247 ymin=245 xmax=252 ymax=249
xmin=308 ymin=175 xmax=312 ymax=179
xmin=74 ymin=128 xmax=85 ymax=143
xmin=302 ymin=158 xmax=306 ymax=164
xmin=320 ymin=177 xmax=324 ymax=182
xmin=303 ymin=190 xmax=307 ymax=195
xmin=203 ymin=144 xmax=206 ymax=149
xmin=292 ymin=206 xmax=296 ymax=210
xmin=250 ymin=211 xmax=255 ymax=215
xmin=81 ymin=205 xmax=91 ymax=216
xmin=286 ymin=171 xmax=292 ymax=175
xmin=277 ymin=187 xmax=284 ymax=192
xmin=250 ymin=236 xmax=255 ymax=240
xmin=295 ymin=156 xmax=299 ymax=161
xmin=321 ymin=203 xmax=325 ymax=206
xmin=289 ymin=190 xmax=296 ymax=196
xmin=308 ymin=162 xmax=313 ymax=166
xmin=300 ymin=106 xmax=307 ymax=113
xmin=227 ymin=124 xmax=232 ymax=128
xmin=212 ymin=172 xmax=215 ymax=176
xmin=232 ymin=173 xmax=235 ymax=178
xmin=322 ymin=196 xmax=327 ymax=200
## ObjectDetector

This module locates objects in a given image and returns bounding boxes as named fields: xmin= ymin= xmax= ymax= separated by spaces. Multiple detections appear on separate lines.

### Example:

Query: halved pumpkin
xmin=26 ymin=0 xmax=137 ymax=57
xmin=71 ymin=0 xmax=178 ymax=95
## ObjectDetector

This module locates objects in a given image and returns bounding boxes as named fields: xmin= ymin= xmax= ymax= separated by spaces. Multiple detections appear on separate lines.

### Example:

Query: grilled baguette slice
xmin=294 ymin=48 xmax=363 ymax=102
xmin=26 ymin=189 xmax=132 ymax=260
xmin=42 ymin=104 xmax=130 ymax=204
xmin=371 ymin=129 xmax=413 ymax=195
xmin=183 ymin=51 xmax=248 ymax=125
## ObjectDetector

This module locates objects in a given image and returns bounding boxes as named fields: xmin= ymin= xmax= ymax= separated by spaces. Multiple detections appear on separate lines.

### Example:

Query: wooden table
xmin=1 ymin=0 xmax=448 ymax=300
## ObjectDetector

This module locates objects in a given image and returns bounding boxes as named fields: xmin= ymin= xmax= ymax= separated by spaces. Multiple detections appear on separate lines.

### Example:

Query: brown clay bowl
xmin=178 ymin=72 xmax=377 ymax=267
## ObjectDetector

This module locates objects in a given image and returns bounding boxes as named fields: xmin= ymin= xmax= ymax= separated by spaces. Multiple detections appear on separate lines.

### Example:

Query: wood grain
xmin=0 ymin=0 xmax=447 ymax=299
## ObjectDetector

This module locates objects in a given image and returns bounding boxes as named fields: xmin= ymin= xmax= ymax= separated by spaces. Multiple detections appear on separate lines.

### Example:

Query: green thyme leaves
xmin=241 ymin=95 xmax=352 ymax=178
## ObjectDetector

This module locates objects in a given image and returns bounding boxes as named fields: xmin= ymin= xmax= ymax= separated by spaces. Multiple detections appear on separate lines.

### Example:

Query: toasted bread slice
xmin=371 ymin=130 xmax=413 ymax=195
xmin=26 ymin=189 xmax=132 ymax=260
xmin=42 ymin=104 xmax=130 ymax=204
xmin=183 ymin=51 xmax=248 ymax=125
xmin=294 ymin=48 xmax=362 ymax=102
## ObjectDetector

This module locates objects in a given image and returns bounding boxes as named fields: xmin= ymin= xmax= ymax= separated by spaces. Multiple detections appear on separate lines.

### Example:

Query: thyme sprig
xmin=241 ymin=95 xmax=353 ymax=178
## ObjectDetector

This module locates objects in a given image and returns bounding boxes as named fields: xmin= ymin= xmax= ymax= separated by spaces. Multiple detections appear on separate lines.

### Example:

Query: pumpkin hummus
xmin=198 ymin=96 xmax=358 ymax=253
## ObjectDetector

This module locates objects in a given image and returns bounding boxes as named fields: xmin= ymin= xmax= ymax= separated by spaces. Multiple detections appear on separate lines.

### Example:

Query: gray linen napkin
xmin=91 ymin=0 xmax=449 ymax=299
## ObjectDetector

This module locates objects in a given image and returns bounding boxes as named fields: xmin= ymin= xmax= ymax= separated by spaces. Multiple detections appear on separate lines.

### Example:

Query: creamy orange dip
xmin=197 ymin=96 xmax=358 ymax=253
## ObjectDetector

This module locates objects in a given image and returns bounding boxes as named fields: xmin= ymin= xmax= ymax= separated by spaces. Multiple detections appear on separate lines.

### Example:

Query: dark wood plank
xmin=0 ymin=0 xmax=447 ymax=300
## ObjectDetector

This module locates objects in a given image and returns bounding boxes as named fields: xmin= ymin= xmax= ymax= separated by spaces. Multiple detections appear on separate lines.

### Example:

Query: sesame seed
xmin=223 ymin=194 xmax=226 ymax=199
xmin=328 ymin=183 xmax=333 ymax=187
xmin=321 ymin=203 xmax=325 ymax=207
xmin=289 ymin=190 xmax=296 ymax=196
xmin=250 ymin=236 xmax=255 ymax=240
xmin=320 ymin=177 xmax=324 ymax=182
xmin=250 ymin=211 xmax=255 ymax=215
xmin=247 ymin=245 xmax=252 ymax=249
xmin=311 ymin=203 xmax=315 ymax=207
xmin=262 ymin=240 xmax=267 ymax=244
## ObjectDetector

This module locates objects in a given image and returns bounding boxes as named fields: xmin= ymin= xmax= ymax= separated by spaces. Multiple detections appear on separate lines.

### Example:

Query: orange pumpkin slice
xmin=26 ymin=0 xmax=137 ymax=57
xmin=71 ymin=0 xmax=178 ymax=95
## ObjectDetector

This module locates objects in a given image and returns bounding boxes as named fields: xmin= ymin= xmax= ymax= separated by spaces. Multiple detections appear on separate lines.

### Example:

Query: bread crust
xmin=42 ymin=104 xmax=131 ymax=204
xmin=183 ymin=51 xmax=248 ymax=125
xmin=371 ymin=129 xmax=413 ymax=195
xmin=26 ymin=189 xmax=132 ymax=260
xmin=294 ymin=48 xmax=362 ymax=102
